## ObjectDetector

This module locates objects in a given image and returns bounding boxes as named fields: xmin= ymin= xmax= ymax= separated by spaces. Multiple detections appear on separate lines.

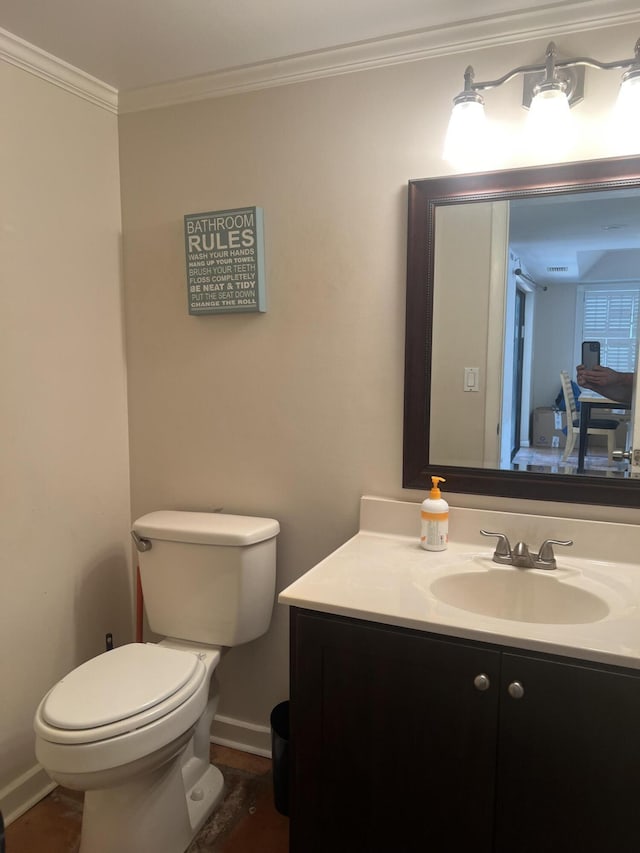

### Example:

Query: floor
xmin=4 ymin=745 xmax=289 ymax=853
xmin=512 ymin=444 xmax=628 ymax=476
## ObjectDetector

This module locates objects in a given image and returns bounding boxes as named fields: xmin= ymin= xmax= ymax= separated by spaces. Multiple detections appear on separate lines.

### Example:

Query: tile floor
xmin=512 ymin=444 xmax=628 ymax=475
xmin=4 ymin=745 xmax=289 ymax=853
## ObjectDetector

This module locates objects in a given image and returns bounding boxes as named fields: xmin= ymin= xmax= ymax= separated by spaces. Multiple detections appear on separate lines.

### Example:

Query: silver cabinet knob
xmin=508 ymin=681 xmax=525 ymax=699
xmin=473 ymin=673 xmax=490 ymax=691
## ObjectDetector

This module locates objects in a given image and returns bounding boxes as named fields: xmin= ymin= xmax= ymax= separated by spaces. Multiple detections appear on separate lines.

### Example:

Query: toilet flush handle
xmin=131 ymin=530 xmax=152 ymax=552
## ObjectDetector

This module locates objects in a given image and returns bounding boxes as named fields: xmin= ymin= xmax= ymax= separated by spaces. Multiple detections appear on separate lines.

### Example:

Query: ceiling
xmin=510 ymin=190 xmax=640 ymax=286
xmin=1 ymin=0 xmax=638 ymax=93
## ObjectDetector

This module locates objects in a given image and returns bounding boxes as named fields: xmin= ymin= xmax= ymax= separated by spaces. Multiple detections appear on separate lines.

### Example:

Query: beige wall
xmin=119 ymin=22 xmax=640 ymax=736
xmin=532 ymin=283 xmax=578 ymax=409
xmin=0 ymin=62 xmax=131 ymax=811
xmin=431 ymin=202 xmax=494 ymax=467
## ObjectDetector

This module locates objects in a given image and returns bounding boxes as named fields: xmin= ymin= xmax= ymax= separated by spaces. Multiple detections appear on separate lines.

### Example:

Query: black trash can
xmin=270 ymin=700 xmax=290 ymax=816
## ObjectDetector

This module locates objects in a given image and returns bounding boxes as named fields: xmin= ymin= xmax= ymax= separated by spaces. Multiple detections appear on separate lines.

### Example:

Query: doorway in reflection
xmin=509 ymin=288 xmax=526 ymax=462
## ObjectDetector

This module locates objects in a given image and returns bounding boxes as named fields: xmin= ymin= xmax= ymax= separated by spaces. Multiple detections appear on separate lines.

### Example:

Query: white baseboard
xmin=0 ymin=764 xmax=56 ymax=826
xmin=211 ymin=713 xmax=272 ymax=758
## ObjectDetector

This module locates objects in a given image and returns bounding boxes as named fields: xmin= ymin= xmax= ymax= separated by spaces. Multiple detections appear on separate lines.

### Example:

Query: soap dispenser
xmin=420 ymin=476 xmax=449 ymax=551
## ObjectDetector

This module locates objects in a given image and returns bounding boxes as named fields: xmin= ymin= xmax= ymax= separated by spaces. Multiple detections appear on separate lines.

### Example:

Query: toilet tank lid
xmin=133 ymin=510 xmax=280 ymax=546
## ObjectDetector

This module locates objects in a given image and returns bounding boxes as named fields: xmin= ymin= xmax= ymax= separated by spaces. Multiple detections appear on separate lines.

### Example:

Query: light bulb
xmin=526 ymin=86 xmax=574 ymax=162
xmin=443 ymin=100 xmax=489 ymax=171
xmin=610 ymin=74 xmax=640 ymax=155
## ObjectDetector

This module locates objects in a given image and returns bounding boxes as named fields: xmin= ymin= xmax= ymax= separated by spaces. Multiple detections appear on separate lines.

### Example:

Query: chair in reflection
xmin=559 ymin=370 xmax=619 ymax=463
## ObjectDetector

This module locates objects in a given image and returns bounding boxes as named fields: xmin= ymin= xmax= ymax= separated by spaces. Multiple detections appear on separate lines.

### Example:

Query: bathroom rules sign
xmin=184 ymin=206 xmax=266 ymax=315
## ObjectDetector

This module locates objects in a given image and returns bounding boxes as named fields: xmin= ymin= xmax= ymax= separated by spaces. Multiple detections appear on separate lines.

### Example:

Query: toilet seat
xmin=34 ymin=644 xmax=221 ymax=778
xmin=36 ymin=644 xmax=206 ymax=745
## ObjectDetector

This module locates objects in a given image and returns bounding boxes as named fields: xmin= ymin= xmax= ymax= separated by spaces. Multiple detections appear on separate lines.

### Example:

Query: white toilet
xmin=34 ymin=510 xmax=279 ymax=853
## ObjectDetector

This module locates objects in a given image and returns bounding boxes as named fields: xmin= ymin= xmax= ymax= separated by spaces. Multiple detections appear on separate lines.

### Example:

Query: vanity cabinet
xmin=290 ymin=608 xmax=640 ymax=853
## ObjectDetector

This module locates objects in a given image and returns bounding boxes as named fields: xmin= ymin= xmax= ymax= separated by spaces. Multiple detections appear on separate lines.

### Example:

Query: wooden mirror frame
xmin=403 ymin=155 xmax=640 ymax=507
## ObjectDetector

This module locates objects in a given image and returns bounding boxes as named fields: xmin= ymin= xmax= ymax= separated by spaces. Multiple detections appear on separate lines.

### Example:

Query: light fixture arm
xmin=462 ymin=38 xmax=640 ymax=94
xmin=452 ymin=65 xmax=485 ymax=106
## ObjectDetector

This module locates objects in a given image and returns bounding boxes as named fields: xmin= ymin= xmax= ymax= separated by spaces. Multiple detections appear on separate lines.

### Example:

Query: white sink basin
xmin=430 ymin=566 xmax=610 ymax=624
xmin=280 ymin=499 xmax=640 ymax=667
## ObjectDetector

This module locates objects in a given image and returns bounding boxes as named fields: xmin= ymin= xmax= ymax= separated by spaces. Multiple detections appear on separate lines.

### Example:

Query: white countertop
xmin=279 ymin=497 xmax=640 ymax=670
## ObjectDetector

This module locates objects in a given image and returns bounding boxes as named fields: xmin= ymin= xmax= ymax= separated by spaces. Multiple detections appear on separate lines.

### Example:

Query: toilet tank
xmin=132 ymin=511 xmax=279 ymax=646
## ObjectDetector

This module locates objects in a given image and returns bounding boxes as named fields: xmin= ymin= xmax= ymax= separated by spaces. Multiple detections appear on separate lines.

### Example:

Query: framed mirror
xmin=404 ymin=155 xmax=640 ymax=507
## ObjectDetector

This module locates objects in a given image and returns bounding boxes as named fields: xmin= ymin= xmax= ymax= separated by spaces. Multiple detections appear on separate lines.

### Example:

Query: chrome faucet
xmin=511 ymin=540 xmax=535 ymax=568
xmin=480 ymin=530 xmax=573 ymax=570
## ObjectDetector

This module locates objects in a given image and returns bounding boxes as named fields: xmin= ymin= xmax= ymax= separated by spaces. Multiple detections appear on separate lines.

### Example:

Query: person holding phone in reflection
xmin=576 ymin=364 xmax=634 ymax=405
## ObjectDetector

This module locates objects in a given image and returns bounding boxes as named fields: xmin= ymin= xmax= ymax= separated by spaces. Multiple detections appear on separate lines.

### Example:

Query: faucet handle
xmin=480 ymin=530 xmax=512 ymax=562
xmin=536 ymin=538 xmax=573 ymax=568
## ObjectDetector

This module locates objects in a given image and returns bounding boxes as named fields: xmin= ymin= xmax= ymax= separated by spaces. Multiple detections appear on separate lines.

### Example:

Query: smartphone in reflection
xmin=581 ymin=340 xmax=601 ymax=369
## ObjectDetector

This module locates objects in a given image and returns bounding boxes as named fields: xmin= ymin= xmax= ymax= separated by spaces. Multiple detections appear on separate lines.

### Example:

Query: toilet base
xmin=79 ymin=758 xmax=224 ymax=853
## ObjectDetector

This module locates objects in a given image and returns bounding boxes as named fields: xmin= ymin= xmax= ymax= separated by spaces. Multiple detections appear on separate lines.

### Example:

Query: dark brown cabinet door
xmin=290 ymin=609 xmax=501 ymax=853
xmin=291 ymin=609 xmax=640 ymax=853
xmin=495 ymin=652 xmax=640 ymax=853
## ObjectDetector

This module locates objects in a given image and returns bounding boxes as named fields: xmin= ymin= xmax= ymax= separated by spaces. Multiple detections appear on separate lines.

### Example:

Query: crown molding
xmin=0 ymin=26 xmax=118 ymax=114
xmin=119 ymin=2 xmax=640 ymax=113
xmin=3 ymin=2 xmax=640 ymax=116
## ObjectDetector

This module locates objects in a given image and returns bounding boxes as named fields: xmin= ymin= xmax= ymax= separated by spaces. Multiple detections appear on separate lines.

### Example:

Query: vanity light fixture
xmin=443 ymin=38 xmax=640 ymax=170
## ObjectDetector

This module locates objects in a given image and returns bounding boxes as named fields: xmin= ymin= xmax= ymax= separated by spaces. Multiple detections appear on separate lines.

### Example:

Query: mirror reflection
xmin=430 ymin=187 xmax=640 ymax=478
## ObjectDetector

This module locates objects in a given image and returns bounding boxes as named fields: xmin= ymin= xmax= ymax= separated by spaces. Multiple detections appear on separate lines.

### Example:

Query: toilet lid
xmin=41 ymin=644 xmax=202 ymax=730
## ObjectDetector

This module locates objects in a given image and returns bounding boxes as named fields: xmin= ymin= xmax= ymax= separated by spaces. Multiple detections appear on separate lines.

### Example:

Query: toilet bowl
xmin=35 ymin=640 xmax=224 ymax=853
xmin=34 ymin=509 xmax=279 ymax=853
